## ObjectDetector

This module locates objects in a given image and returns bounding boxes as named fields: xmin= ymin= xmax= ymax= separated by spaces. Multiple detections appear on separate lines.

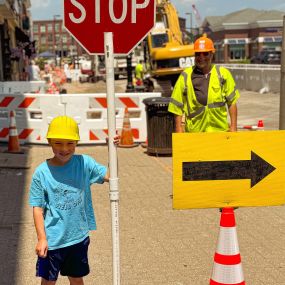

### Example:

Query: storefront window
xmin=229 ymin=45 xmax=245 ymax=61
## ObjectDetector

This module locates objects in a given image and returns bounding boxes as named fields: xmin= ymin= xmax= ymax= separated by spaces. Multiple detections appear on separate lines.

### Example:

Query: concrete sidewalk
xmin=0 ymin=90 xmax=284 ymax=284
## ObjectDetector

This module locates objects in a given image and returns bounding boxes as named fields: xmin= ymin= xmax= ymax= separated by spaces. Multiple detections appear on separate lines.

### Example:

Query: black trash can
xmin=143 ymin=97 xmax=175 ymax=155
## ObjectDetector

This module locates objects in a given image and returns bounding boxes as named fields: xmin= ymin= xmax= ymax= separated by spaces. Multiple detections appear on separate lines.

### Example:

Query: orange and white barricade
xmin=0 ymin=92 xmax=161 ymax=144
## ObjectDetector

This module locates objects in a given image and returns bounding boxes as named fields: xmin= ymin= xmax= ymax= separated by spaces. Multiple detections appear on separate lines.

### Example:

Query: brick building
xmin=32 ymin=19 xmax=85 ymax=58
xmin=0 ymin=0 xmax=33 ymax=81
xmin=202 ymin=8 xmax=284 ymax=63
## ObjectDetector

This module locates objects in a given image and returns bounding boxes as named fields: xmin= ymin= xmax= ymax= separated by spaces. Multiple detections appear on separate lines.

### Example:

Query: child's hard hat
xmin=194 ymin=36 xmax=215 ymax=53
xmin=46 ymin=116 xmax=80 ymax=141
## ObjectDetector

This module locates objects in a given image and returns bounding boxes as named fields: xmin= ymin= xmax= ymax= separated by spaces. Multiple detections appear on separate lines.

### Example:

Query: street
xmin=0 ymin=85 xmax=284 ymax=284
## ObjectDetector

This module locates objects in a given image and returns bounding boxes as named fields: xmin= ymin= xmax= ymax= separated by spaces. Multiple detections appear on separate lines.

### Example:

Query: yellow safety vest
xmin=168 ymin=65 xmax=240 ymax=132
xmin=135 ymin=63 xmax=144 ymax=79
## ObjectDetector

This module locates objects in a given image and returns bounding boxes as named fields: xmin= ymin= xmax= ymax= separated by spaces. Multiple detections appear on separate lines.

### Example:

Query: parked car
xmin=250 ymin=50 xmax=281 ymax=64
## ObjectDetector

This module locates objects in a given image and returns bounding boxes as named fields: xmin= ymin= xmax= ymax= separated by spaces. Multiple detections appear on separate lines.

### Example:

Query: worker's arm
xmin=228 ymin=103 xmax=237 ymax=132
xmin=175 ymin=115 xmax=184 ymax=133
xmin=33 ymin=207 xmax=48 ymax=258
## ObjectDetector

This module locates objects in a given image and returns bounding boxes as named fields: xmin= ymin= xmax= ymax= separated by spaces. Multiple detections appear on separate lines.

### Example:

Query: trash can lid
xmin=143 ymin=97 xmax=171 ymax=106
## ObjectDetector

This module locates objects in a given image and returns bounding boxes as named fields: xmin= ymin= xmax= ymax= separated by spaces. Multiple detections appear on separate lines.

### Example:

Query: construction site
xmin=1 ymin=0 xmax=285 ymax=285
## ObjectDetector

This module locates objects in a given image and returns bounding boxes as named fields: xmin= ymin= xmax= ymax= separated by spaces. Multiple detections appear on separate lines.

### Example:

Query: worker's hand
xmin=35 ymin=239 xmax=48 ymax=258
xmin=229 ymin=125 xmax=237 ymax=132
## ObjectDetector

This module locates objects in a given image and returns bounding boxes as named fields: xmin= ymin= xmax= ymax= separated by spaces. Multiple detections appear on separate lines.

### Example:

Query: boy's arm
xmin=104 ymin=135 xmax=120 ymax=182
xmin=33 ymin=207 xmax=48 ymax=258
xmin=104 ymin=174 xmax=109 ymax=182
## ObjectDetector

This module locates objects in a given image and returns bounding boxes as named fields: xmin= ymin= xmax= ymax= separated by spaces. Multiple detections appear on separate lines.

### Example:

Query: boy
xmin=29 ymin=116 xmax=118 ymax=285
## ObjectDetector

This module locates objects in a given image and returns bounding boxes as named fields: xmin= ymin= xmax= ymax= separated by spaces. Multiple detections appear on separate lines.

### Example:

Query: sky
xmin=30 ymin=0 xmax=285 ymax=27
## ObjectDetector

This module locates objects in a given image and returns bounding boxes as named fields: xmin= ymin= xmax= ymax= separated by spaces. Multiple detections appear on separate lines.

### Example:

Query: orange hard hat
xmin=194 ymin=37 xmax=215 ymax=52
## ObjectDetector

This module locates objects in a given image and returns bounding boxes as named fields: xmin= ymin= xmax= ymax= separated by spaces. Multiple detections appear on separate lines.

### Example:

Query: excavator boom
xmin=147 ymin=0 xmax=195 ymax=96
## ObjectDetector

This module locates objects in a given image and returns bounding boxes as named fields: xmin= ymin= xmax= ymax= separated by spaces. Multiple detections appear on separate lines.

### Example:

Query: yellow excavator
xmin=146 ymin=0 xmax=195 ymax=96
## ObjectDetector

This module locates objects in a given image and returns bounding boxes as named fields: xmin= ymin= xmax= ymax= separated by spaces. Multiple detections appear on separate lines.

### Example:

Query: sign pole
xmin=104 ymin=32 xmax=120 ymax=285
xmin=279 ymin=15 xmax=285 ymax=129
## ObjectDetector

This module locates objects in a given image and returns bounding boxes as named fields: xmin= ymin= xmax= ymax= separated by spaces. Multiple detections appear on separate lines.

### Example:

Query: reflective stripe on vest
xmin=188 ymin=102 xmax=226 ymax=119
xmin=225 ymin=88 xmax=237 ymax=103
xmin=170 ymin=97 xmax=184 ymax=108
xmin=183 ymin=66 xmax=226 ymax=120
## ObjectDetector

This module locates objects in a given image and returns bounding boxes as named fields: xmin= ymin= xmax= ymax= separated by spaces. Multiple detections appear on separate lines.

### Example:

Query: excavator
xmin=146 ymin=0 xmax=195 ymax=96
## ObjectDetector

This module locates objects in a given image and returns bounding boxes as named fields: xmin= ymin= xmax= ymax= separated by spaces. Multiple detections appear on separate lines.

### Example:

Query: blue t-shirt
xmin=29 ymin=154 xmax=107 ymax=250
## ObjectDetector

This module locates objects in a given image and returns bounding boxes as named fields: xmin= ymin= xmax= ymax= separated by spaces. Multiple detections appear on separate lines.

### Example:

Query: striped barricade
xmin=0 ymin=92 xmax=161 ymax=144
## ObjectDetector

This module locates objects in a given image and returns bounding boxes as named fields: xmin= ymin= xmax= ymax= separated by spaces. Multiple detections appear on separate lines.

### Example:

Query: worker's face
xmin=48 ymin=139 xmax=77 ymax=165
xmin=195 ymin=51 xmax=213 ymax=71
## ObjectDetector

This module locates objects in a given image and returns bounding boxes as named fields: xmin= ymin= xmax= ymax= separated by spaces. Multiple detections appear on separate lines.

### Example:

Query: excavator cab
xmin=146 ymin=0 xmax=195 ymax=96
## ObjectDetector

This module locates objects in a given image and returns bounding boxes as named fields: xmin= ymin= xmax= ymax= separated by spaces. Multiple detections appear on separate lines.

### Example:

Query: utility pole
xmin=279 ymin=15 xmax=285 ymax=129
xmin=53 ymin=15 xmax=60 ymax=65
xmin=185 ymin=12 xmax=192 ymax=35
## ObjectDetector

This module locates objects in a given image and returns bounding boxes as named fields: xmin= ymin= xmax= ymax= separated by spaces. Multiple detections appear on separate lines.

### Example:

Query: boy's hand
xmin=35 ymin=239 xmax=48 ymax=258
xmin=113 ymin=135 xmax=120 ymax=145
xmin=106 ymin=134 xmax=120 ymax=145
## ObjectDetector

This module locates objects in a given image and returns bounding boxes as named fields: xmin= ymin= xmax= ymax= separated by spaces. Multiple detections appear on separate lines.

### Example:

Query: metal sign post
xmin=64 ymin=2 xmax=156 ymax=284
xmin=104 ymin=32 xmax=120 ymax=285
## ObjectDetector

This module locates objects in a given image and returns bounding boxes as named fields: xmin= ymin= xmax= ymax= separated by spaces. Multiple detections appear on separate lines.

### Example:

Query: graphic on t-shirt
xmin=54 ymin=182 xmax=83 ymax=211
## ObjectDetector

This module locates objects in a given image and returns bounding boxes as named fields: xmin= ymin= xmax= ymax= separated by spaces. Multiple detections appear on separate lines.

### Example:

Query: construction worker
xmin=168 ymin=36 xmax=240 ymax=133
xmin=135 ymin=60 xmax=144 ymax=86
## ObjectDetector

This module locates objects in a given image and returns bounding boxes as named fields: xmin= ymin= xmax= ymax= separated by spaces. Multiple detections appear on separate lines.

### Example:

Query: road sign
xmin=64 ymin=0 xmax=156 ymax=55
xmin=172 ymin=131 xmax=285 ymax=209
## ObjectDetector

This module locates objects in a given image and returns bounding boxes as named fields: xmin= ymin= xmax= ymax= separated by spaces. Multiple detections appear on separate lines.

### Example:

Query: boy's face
xmin=48 ymin=139 xmax=77 ymax=165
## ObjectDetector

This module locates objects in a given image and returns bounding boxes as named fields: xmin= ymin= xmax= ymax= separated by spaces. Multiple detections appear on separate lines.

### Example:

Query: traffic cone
xmin=7 ymin=110 xmax=22 ymax=153
xmin=118 ymin=108 xmax=138 ymax=148
xmin=209 ymin=208 xmax=245 ymax=285
xmin=257 ymin=120 xmax=264 ymax=129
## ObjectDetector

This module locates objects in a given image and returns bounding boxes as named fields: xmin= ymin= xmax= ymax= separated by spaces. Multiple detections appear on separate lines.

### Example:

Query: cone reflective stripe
xmin=210 ymin=208 xmax=245 ymax=285
xmin=118 ymin=107 xmax=138 ymax=148
xmin=7 ymin=110 xmax=21 ymax=153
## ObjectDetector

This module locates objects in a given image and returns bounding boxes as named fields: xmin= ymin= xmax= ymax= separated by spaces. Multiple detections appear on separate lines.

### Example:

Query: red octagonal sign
xmin=64 ymin=0 xmax=156 ymax=55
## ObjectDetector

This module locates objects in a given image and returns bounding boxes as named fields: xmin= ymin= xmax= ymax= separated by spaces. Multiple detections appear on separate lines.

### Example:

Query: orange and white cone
xmin=118 ymin=108 xmax=138 ymax=148
xmin=7 ymin=110 xmax=21 ymax=153
xmin=257 ymin=120 xmax=264 ymax=130
xmin=210 ymin=208 xmax=245 ymax=285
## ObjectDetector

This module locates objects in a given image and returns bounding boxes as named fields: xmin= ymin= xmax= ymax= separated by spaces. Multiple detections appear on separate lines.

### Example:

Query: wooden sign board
xmin=172 ymin=131 xmax=285 ymax=209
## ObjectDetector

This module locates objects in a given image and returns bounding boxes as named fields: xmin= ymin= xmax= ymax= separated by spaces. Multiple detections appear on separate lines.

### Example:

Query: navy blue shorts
xmin=36 ymin=237 xmax=90 ymax=281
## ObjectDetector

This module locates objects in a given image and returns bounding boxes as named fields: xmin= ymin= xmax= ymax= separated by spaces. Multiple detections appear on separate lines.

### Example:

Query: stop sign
xmin=64 ymin=0 xmax=156 ymax=55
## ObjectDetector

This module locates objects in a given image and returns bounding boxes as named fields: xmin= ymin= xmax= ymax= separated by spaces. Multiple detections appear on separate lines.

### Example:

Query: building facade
xmin=32 ymin=19 xmax=85 ymax=59
xmin=202 ymin=9 xmax=284 ymax=63
xmin=0 ymin=0 xmax=33 ymax=81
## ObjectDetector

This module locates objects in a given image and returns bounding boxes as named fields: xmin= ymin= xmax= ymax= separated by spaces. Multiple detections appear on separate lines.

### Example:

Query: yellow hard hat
xmin=194 ymin=36 xmax=215 ymax=53
xmin=46 ymin=116 xmax=80 ymax=141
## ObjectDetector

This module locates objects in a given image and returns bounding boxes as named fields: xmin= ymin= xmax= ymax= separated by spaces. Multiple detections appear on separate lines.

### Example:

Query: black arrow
xmin=183 ymin=151 xmax=276 ymax=188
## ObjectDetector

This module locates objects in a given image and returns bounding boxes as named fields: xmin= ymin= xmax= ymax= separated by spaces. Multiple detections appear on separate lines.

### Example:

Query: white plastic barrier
xmin=0 ymin=92 xmax=161 ymax=144
xmin=0 ymin=81 xmax=46 ymax=94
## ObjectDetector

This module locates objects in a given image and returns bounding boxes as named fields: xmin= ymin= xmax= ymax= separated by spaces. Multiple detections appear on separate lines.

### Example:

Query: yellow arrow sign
xmin=172 ymin=131 xmax=285 ymax=209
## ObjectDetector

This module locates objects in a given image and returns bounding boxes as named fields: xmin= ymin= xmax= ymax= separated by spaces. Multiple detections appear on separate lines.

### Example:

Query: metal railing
xmin=216 ymin=64 xmax=281 ymax=93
